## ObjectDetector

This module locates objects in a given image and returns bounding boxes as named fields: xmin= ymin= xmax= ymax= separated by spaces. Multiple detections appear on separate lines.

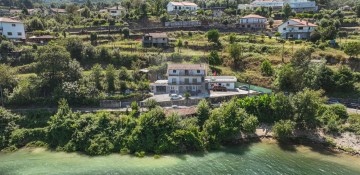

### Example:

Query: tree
xmin=241 ymin=115 xmax=259 ymax=133
xmin=66 ymin=38 xmax=84 ymax=61
xmin=0 ymin=108 xmax=22 ymax=149
xmin=229 ymin=33 xmax=236 ymax=44
xmin=118 ymin=67 xmax=129 ymax=81
xmin=282 ymin=3 xmax=292 ymax=20
xmin=122 ymin=27 xmax=130 ymax=38
xmin=0 ymin=40 xmax=14 ymax=59
xmin=105 ymin=64 xmax=116 ymax=93
xmin=207 ymin=29 xmax=220 ymax=43
xmin=333 ymin=66 xmax=355 ymax=91
xmin=90 ymin=32 xmax=97 ymax=46
xmin=355 ymin=3 xmax=360 ymax=18
xmin=176 ymin=39 xmax=183 ymax=53
xmin=196 ymin=99 xmax=210 ymax=128
xmin=90 ymin=64 xmax=103 ymax=90
xmin=208 ymin=51 xmax=223 ymax=66
xmin=291 ymin=89 xmax=326 ymax=129
xmin=268 ymin=18 xmax=274 ymax=28
xmin=261 ymin=60 xmax=273 ymax=76
xmin=272 ymin=120 xmax=295 ymax=139
xmin=228 ymin=43 xmax=242 ymax=61
xmin=81 ymin=6 xmax=91 ymax=18
xmin=66 ymin=4 xmax=79 ymax=14
xmin=274 ymin=32 xmax=281 ymax=39
xmin=144 ymin=99 xmax=158 ymax=110
xmin=36 ymin=45 xmax=82 ymax=94
xmin=343 ymin=42 xmax=360 ymax=58
xmin=271 ymin=93 xmax=294 ymax=121
xmin=310 ymin=30 xmax=321 ymax=43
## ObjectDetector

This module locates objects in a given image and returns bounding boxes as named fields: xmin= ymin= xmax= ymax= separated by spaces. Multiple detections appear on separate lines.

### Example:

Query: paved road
xmin=347 ymin=108 xmax=359 ymax=114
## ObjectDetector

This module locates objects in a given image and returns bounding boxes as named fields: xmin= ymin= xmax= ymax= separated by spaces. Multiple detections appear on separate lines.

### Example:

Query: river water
xmin=1 ymin=141 xmax=360 ymax=175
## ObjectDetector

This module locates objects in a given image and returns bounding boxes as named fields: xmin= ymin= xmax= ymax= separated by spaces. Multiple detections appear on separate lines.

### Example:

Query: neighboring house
xmin=205 ymin=76 xmax=237 ymax=90
xmin=238 ymin=0 xmax=318 ymax=12
xmin=106 ymin=6 xmax=126 ymax=17
xmin=50 ymin=8 xmax=67 ymax=14
xmin=239 ymin=14 xmax=267 ymax=31
xmin=28 ymin=35 xmax=56 ymax=44
xmin=278 ymin=19 xmax=317 ymax=39
xmin=142 ymin=33 xmax=169 ymax=47
xmin=151 ymin=64 xmax=207 ymax=94
xmin=167 ymin=2 xmax=198 ymax=12
xmin=0 ymin=17 xmax=26 ymax=40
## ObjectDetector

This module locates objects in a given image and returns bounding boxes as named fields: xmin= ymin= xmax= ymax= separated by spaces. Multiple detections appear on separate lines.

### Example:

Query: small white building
xmin=206 ymin=76 xmax=237 ymax=90
xmin=239 ymin=14 xmax=267 ymax=30
xmin=0 ymin=17 xmax=26 ymax=40
xmin=238 ymin=0 xmax=318 ymax=12
xmin=278 ymin=19 xmax=317 ymax=39
xmin=106 ymin=6 xmax=126 ymax=17
xmin=167 ymin=2 xmax=198 ymax=12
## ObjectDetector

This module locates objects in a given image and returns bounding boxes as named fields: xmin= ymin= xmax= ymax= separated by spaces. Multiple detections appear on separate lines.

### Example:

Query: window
xmin=111 ymin=11 xmax=117 ymax=13
xmin=17 ymin=32 xmax=22 ymax=36
xmin=7 ymin=32 xmax=12 ymax=36
xmin=172 ymin=78 xmax=176 ymax=84
xmin=283 ymin=28 xmax=286 ymax=30
xmin=299 ymin=27 xmax=303 ymax=30
xmin=12 ymin=24 xmax=16 ymax=27
xmin=193 ymin=78 xmax=197 ymax=84
xmin=172 ymin=70 xmax=176 ymax=73
xmin=226 ymin=83 xmax=230 ymax=86
xmin=197 ymin=70 xmax=200 ymax=73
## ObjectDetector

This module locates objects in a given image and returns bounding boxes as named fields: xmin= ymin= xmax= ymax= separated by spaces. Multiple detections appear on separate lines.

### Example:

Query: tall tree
xmin=105 ymin=64 xmax=116 ymax=93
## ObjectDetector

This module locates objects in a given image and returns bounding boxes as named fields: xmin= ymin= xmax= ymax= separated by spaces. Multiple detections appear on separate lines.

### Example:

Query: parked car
xmin=170 ymin=94 xmax=182 ymax=100
xmin=213 ymin=86 xmax=227 ymax=92
xmin=239 ymin=85 xmax=249 ymax=91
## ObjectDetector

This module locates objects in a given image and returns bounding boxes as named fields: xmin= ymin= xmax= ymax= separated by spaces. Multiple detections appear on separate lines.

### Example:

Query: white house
xmin=151 ymin=64 xmax=207 ymax=94
xmin=167 ymin=2 xmax=198 ymax=12
xmin=0 ymin=17 xmax=26 ymax=40
xmin=239 ymin=14 xmax=267 ymax=30
xmin=238 ymin=0 xmax=318 ymax=12
xmin=206 ymin=76 xmax=237 ymax=90
xmin=278 ymin=19 xmax=317 ymax=39
xmin=106 ymin=6 xmax=126 ymax=17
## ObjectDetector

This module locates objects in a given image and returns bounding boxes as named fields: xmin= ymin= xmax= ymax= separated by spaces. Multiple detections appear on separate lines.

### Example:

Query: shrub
xmin=272 ymin=120 xmax=295 ymax=139
xmin=294 ymin=40 xmax=302 ymax=44
xmin=120 ymin=148 xmax=130 ymax=155
xmin=261 ymin=60 xmax=273 ymax=76
xmin=135 ymin=151 xmax=145 ymax=157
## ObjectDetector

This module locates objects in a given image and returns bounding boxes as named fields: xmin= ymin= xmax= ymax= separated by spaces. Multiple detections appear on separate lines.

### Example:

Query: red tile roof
xmin=290 ymin=19 xmax=317 ymax=27
xmin=241 ymin=14 xmax=266 ymax=19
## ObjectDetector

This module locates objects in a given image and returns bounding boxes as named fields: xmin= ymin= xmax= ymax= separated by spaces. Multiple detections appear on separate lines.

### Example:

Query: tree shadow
xmin=277 ymin=139 xmax=297 ymax=152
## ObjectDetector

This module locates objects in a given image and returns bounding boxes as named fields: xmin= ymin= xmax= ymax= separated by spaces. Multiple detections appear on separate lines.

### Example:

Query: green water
xmin=1 ymin=142 xmax=360 ymax=175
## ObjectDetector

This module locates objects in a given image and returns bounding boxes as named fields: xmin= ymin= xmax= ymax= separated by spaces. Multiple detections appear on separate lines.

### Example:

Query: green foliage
xmin=197 ymin=99 xmax=210 ymax=128
xmin=90 ymin=64 xmax=103 ymax=91
xmin=144 ymin=99 xmax=158 ymax=110
xmin=0 ymin=108 xmax=22 ymax=149
xmin=208 ymin=51 xmax=223 ymax=66
xmin=260 ymin=60 xmax=273 ymax=76
xmin=272 ymin=120 xmax=295 ymax=139
xmin=291 ymin=89 xmax=326 ymax=129
xmin=105 ymin=64 xmax=116 ymax=93
xmin=229 ymin=33 xmax=236 ymax=44
xmin=241 ymin=115 xmax=259 ymax=133
xmin=282 ymin=3 xmax=292 ymax=19
xmin=207 ymin=29 xmax=220 ymax=43
xmin=343 ymin=42 xmax=360 ymax=58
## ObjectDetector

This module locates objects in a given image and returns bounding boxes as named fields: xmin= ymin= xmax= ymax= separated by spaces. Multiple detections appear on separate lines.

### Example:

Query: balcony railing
xmin=168 ymin=72 xmax=205 ymax=76
xmin=169 ymin=81 xmax=202 ymax=85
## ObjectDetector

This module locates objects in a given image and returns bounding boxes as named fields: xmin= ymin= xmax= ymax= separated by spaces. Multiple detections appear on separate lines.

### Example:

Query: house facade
xmin=142 ymin=33 xmax=169 ymax=47
xmin=0 ymin=17 xmax=26 ymax=40
xmin=239 ymin=14 xmax=267 ymax=30
xmin=238 ymin=0 xmax=318 ymax=12
xmin=205 ymin=76 xmax=237 ymax=90
xmin=167 ymin=2 xmax=198 ymax=12
xmin=278 ymin=19 xmax=317 ymax=39
xmin=107 ymin=6 xmax=126 ymax=17
xmin=151 ymin=64 xmax=207 ymax=94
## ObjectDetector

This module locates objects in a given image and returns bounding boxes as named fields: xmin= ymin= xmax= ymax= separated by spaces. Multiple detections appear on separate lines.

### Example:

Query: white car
xmin=170 ymin=94 xmax=182 ymax=100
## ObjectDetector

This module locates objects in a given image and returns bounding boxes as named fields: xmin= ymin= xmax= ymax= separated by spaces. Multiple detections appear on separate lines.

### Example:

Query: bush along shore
xmin=1 ymin=88 xmax=360 ymax=156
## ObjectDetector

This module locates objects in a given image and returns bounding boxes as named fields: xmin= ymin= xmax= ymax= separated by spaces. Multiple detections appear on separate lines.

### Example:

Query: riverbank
xmin=1 ymin=141 xmax=360 ymax=175
xmin=248 ymin=124 xmax=360 ymax=156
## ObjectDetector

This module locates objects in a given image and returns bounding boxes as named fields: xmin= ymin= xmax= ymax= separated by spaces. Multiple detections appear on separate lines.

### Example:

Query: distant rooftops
xmin=169 ymin=1 xmax=198 ymax=6
xmin=168 ymin=64 xmax=206 ymax=70
xmin=145 ymin=33 xmax=168 ymax=38
xmin=0 ymin=17 xmax=22 ymax=23
xmin=241 ymin=14 xmax=266 ymax=19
